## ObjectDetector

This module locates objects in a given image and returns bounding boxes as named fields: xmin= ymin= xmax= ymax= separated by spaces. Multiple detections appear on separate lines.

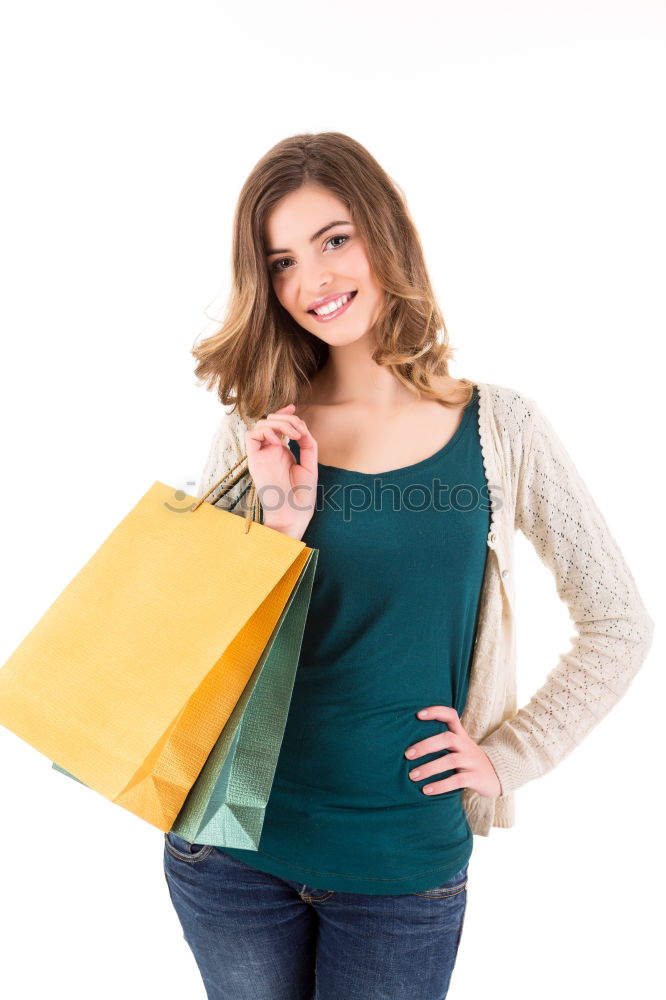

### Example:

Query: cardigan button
xmin=502 ymin=569 xmax=509 ymax=579
xmin=489 ymin=531 xmax=497 ymax=544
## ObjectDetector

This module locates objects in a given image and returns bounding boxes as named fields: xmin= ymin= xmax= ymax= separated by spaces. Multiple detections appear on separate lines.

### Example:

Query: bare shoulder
xmin=431 ymin=374 xmax=470 ymax=402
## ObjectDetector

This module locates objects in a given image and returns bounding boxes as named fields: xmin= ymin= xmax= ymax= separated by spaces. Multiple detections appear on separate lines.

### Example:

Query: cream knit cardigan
xmin=197 ymin=380 xmax=655 ymax=837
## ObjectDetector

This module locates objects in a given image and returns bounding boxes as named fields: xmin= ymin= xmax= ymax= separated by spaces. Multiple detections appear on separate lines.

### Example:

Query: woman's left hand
xmin=404 ymin=705 xmax=503 ymax=799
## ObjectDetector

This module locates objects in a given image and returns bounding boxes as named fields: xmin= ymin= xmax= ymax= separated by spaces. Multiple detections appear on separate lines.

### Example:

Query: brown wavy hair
xmin=191 ymin=131 xmax=474 ymax=424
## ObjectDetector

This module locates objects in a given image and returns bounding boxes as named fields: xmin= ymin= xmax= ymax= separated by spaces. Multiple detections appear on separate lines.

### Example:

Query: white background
xmin=0 ymin=2 xmax=664 ymax=997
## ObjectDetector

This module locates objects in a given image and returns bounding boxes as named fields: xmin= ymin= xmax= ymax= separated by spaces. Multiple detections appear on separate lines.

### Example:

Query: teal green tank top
xmin=219 ymin=384 xmax=490 ymax=894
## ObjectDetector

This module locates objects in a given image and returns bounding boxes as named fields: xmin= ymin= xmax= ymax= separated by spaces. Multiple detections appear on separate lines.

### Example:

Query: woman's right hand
xmin=244 ymin=404 xmax=318 ymax=535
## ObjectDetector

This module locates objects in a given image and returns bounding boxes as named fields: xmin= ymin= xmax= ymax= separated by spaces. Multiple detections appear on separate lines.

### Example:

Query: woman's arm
xmin=479 ymin=397 xmax=655 ymax=796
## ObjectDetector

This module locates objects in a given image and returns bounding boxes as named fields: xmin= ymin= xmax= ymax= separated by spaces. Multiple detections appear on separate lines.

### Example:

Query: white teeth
xmin=313 ymin=293 xmax=352 ymax=316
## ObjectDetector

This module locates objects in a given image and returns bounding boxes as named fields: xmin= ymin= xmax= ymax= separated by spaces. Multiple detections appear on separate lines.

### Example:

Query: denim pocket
xmin=164 ymin=831 xmax=215 ymax=864
xmin=410 ymin=862 xmax=469 ymax=897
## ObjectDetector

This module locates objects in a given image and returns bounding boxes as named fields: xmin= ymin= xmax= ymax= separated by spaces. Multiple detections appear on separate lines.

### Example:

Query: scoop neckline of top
xmin=289 ymin=382 xmax=478 ymax=479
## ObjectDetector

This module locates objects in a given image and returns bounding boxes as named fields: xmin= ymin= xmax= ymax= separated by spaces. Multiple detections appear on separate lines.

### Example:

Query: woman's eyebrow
xmin=265 ymin=220 xmax=352 ymax=257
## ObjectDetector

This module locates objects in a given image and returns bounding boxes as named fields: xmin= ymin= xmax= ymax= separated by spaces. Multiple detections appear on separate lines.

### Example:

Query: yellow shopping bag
xmin=0 ymin=458 xmax=314 ymax=833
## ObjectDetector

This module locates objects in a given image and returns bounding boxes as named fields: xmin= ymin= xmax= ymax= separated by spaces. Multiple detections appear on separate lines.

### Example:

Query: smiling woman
xmin=177 ymin=131 xmax=654 ymax=1000
xmin=191 ymin=131 xmax=474 ymax=427
xmin=263 ymin=185 xmax=386 ymax=342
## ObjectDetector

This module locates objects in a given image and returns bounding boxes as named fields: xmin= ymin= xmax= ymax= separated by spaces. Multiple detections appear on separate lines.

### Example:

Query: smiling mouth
xmin=308 ymin=290 xmax=357 ymax=317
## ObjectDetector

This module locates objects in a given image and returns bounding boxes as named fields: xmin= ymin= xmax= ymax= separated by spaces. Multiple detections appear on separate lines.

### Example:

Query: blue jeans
xmin=163 ymin=831 xmax=469 ymax=1000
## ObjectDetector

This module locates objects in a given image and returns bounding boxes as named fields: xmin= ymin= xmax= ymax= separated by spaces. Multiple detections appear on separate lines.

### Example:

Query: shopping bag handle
xmin=191 ymin=454 xmax=260 ymax=534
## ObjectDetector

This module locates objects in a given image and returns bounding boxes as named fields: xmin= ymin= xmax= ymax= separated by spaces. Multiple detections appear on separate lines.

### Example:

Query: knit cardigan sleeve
xmin=478 ymin=397 xmax=655 ymax=796
xmin=196 ymin=407 xmax=252 ymax=515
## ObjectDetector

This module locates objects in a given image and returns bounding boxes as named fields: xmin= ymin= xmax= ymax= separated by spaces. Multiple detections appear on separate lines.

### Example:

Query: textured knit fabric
xmin=196 ymin=380 xmax=655 ymax=837
xmin=217 ymin=385 xmax=489 ymax=893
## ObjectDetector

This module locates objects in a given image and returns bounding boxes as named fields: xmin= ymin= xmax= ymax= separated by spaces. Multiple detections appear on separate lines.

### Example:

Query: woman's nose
xmin=302 ymin=260 xmax=335 ymax=290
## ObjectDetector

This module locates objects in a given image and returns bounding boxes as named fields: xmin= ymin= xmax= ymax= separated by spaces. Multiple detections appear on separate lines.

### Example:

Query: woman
xmin=163 ymin=132 xmax=654 ymax=1000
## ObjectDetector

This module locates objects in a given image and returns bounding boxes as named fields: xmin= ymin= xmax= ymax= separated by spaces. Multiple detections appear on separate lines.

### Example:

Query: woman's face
xmin=263 ymin=184 xmax=384 ymax=345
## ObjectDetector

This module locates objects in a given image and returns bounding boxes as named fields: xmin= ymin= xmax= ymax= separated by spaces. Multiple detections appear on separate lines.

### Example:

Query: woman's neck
xmin=301 ymin=363 xmax=460 ymax=413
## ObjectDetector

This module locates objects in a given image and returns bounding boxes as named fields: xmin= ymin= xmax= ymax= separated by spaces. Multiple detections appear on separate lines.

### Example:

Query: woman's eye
xmin=271 ymin=257 xmax=293 ymax=273
xmin=326 ymin=234 xmax=349 ymax=250
xmin=270 ymin=235 xmax=349 ymax=274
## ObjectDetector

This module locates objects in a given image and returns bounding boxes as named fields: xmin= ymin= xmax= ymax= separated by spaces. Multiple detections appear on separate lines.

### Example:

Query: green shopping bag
xmin=170 ymin=544 xmax=317 ymax=848
xmin=53 ymin=545 xmax=317 ymax=849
